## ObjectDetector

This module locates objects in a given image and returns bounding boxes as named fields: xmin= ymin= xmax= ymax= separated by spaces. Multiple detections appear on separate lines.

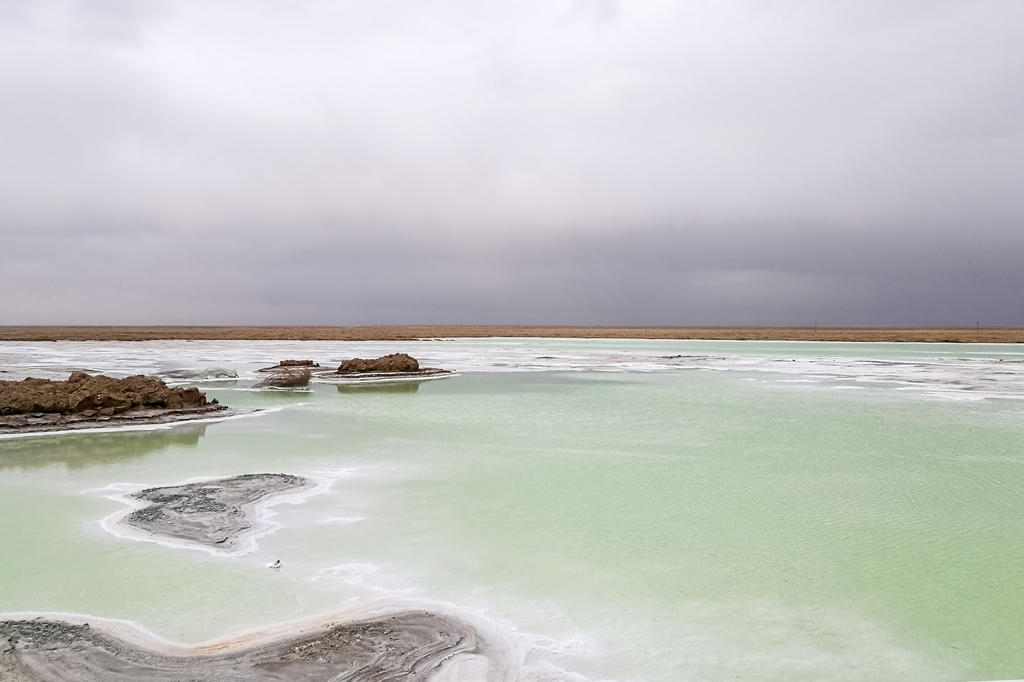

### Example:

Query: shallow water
xmin=1 ymin=339 xmax=1023 ymax=681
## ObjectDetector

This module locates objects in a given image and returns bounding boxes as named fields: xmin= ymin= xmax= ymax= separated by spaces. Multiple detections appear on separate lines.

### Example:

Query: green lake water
xmin=0 ymin=339 xmax=1022 ymax=680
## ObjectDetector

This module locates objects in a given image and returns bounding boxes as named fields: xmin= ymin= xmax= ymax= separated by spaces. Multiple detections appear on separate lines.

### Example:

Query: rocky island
xmin=0 ymin=373 xmax=239 ymax=435
xmin=327 ymin=353 xmax=452 ymax=381
xmin=0 ymin=610 xmax=483 ymax=681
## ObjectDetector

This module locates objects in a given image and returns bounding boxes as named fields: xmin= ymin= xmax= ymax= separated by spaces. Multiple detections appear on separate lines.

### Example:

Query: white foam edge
xmin=0 ymin=406 xmax=283 ymax=441
xmin=300 ymin=565 xmax=607 ymax=681
xmin=90 ymin=468 xmax=354 ymax=557
xmin=329 ymin=593 xmax=604 ymax=682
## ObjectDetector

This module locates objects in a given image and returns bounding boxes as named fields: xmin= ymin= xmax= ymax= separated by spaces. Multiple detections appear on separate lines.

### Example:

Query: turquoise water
xmin=1 ymin=340 xmax=1023 ymax=680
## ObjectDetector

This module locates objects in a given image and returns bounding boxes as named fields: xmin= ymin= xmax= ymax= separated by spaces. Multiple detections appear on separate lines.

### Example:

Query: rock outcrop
xmin=0 ymin=373 xmax=215 ymax=417
xmin=0 ymin=373 xmax=239 ymax=435
xmin=338 ymin=353 xmax=420 ymax=374
xmin=278 ymin=359 xmax=317 ymax=367
xmin=254 ymin=369 xmax=311 ymax=389
xmin=258 ymin=360 xmax=319 ymax=372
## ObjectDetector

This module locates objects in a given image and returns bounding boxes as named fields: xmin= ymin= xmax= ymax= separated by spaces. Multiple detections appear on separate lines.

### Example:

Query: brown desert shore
xmin=0 ymin=325 xmax=1022 ymax=343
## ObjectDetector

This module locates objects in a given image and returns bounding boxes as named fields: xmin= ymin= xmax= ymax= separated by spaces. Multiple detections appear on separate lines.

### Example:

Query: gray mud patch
xmin=122 ymin=473 xmax=310 ymax=550
xmin=0 ymin=611 xmax=480 ymax=681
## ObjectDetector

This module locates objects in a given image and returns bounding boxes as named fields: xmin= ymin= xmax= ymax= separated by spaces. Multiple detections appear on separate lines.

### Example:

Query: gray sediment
xmin=122 ymin=473 xmax=310 ymax=549
xmin=0 ymin=610 xmax=480 ymax=681
xmin=0 ymin=405 xmax=243 ymax=436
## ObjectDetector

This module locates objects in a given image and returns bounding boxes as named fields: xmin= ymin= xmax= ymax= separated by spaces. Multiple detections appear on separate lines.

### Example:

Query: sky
xmin=1 ymin=0 xmax=1022 ymax=326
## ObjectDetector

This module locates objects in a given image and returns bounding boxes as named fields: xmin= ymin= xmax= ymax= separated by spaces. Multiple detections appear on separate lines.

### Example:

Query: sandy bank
xmin=1 ymin=325 xmax=1023 ymax=343
xmin=0 ymin=610 xmax=481 ymax=681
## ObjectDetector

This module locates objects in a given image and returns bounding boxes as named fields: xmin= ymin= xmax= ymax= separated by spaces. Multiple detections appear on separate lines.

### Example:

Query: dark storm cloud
xmin=1 ymin=0 xmax=1022 ymax=324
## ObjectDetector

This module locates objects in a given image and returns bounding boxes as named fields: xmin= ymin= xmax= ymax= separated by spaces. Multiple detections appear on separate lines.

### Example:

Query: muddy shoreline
xmin=119 ymin=473 xmax=311 ymax=550
xmin=0 ymin=404 xmax=244 ymax=436
xmin=0 ymin=610 xmax=482 ymax=681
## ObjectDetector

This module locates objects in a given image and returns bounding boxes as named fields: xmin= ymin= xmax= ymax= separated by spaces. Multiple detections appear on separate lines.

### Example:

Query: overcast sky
xmin=1 ymin=0 xmax=1022 ymax=325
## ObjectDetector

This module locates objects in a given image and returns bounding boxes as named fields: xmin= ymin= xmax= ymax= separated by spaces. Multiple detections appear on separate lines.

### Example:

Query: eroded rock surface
xmin=0 ymin=373 xmax=211 ymax=416
xmin=0 ymin=374 xmax=233 ymax=435
xmin=258 ymin=360 xmax=320 ymax=372
xmin=337 ymin=353 xmax=420 ymax=374
xmin=0 ymin=611 xmax=481 ymax=681
xmin=122 ymin=473 xmax=310 ymax=549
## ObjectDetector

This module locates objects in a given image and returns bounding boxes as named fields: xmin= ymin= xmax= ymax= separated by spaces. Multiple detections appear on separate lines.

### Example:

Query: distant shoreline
xmin=1 ymin=325 xmax=1023 ymax=343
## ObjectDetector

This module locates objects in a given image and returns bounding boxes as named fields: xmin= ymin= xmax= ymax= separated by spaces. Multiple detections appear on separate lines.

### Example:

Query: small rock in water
xmin=337 ymin=353 xmax=419 ymax=374
xmin=258 ymin=360 xmax=320 ymax=372
xmin=254 ymin=369 xmax=311 ymax=389
xmin=269 ymin=559 xmax=282 ymax=569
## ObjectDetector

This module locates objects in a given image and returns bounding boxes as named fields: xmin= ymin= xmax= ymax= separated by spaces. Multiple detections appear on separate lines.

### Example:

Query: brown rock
xmin=257 ymin=360 xmax=321 ymax=373
xmin=337 ymin=353 xmax=420 ymax=374
xmin=0 ymin=373 xmax=214 ymax=417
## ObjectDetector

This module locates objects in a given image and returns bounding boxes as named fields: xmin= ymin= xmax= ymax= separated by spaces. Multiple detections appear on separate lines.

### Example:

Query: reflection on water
xmin=245 ymin=388 xmax=314 ymax=401
xmin=0 ymin=424 xmax=207 ymax=471
xmin=336 ymin=381 xmax=421 ymax=394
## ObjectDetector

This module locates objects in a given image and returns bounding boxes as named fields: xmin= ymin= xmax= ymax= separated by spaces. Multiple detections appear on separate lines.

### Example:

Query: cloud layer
xmin=2 ymin=0 xmax=1023 ymax=324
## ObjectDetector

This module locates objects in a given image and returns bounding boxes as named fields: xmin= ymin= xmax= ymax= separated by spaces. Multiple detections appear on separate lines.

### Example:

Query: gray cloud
xmin=2 ymin=1 xmax=1023 ymax=325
